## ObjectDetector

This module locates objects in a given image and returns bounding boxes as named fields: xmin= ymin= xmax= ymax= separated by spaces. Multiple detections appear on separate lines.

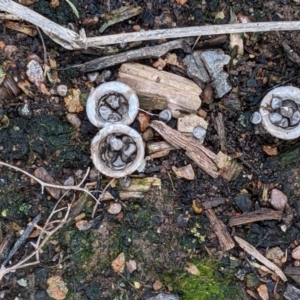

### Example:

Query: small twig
xmin=36 ymin=26 xmax=47 ymax=63
xmin=0 ymin=161 xmax=100 ymax=205
xmin=92 ymin=177 xmax=116 ymax=218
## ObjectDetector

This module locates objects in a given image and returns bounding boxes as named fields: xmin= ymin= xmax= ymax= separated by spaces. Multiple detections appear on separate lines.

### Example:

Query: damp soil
xmin=1 ymin=0 xmax=300 ymax=299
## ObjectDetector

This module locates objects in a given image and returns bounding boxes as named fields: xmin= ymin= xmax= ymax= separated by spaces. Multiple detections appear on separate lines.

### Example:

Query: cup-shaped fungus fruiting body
xmin=86 ymin=81 xmax=139 ymax=128
xmin=91 ymin=124 xmax=145 ymax=178
xmin=259 ymin=86 xmax=300 ymax=140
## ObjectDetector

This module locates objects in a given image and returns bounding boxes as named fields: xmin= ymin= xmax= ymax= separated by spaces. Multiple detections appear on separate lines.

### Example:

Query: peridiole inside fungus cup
xmin=91 ymin=124 xmax=145 ymax=178
xmin=259 ymin=86 xmax=300 ymax=140
xmin=86 ymin=81 xmax=139 ymax=128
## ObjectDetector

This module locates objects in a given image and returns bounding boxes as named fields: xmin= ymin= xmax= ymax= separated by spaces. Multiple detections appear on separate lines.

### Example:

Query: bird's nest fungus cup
xmin=260 ymin=86 xmax=300 ymax=140
xmin=86 ymin=81 xmax=139 ymax=128
xmin=91 ymin=124 xmax=144 ymax=178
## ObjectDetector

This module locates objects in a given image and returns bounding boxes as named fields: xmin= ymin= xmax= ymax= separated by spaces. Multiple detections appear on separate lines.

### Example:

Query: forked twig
xmin=0 ymin=161 xmax=101 ymax=205
xmin=0 ymin=194 xmax=72 ymax=280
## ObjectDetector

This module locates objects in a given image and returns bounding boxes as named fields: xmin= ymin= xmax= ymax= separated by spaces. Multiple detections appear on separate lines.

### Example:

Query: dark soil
xmin=1 ymin=0 xmax=300 ymax=299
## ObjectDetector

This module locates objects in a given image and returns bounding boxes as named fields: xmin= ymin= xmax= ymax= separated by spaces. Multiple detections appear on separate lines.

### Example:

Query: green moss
xmin=171 ymin=259 xmax=243 ymax=300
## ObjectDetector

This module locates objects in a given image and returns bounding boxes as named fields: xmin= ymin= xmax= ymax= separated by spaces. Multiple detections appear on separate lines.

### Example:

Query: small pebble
xmin=106 ymin=94 xmax=120 ymax=109
xmin=107 ymin=202 xmax=122 ymax=214
xmin=110 ymin=137 xmax=124 ymax=151
xmin=87 ymin=72 xmax=99 ymax=82
xmin=193 ymin=126 xmax=206 ymax=139
xmin=112 ymin=155 xmax=127 ymax=168
xmin=17 ymin=278 xmax=27 ymax=287
xmin=101 ymin=69 xmax=112 ymax=81
xmin=99 ymin=105 xmax=112 ymax=120
xmin=66 ymin=113 xmax=81 ymax=129
xmin=280 ymin=106 xmax=294 ymax=118
xmin=292 ymin=246 xmax=300 ymax=260
xmin=119 ymin=176 xmax=132 ymax=188
xmin=158 ymin=109 xmax=172 ymax=122
xmin=107 ymin=112 xmax=122 ymax=122
xmin=270 ymin=189 xmax=287 ymax=211
xmin=57 ymin=85 xmax=68 ymax=97
xmin=271 ymin=97 xmax=282 ymax=110
xmin=250 ymin=111 xmax=262 ymax=125
xmin=290 ymin=110 xmax=300 ymax=126
xmin=269 ymin=112 xmax=282 ymax=125
xmin=278 ymin=117 xmax=289 ymax=128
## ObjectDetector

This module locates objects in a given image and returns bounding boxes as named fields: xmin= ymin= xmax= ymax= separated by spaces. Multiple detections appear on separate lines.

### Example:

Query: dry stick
xmin=0 ymin=161 xmax=100 ymax=205
xmin=78 ymin=39 xmax=192 ymax=72
xmin=234 ymin=236 xmax=287 ymax=282
xmin=0 ymin=201 xmax=72 ymax=280
xmin=0 ymin=0 xmax=84 ymax=50
xmin=2 ymin=0 xmax=300 ymax=49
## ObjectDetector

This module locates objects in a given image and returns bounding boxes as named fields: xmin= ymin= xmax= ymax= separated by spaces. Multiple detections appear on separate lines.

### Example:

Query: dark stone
xmin=85 ymin=282 xmax=102 ymax=300
xmin=152 ymin=215 xmax=162 ymax=226
xmin=34 ymin=268 xmax=48 ymax=288
xmin=177 ymin=214 xmax=189 ymax=227
xmin=235 ymin=193 xmax=252 ymax=212
xmin=34 ymin=289 xmax=50 ymax=300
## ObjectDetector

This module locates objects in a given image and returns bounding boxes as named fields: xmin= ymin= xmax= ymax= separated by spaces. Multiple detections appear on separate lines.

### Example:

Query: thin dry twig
xmin=1 ymin=0 xmax=300 ymax=49
xmin=0 ymin=195 xmax=72 ymax=280
xmin=0 ymin=161 xmax=100 ymax=205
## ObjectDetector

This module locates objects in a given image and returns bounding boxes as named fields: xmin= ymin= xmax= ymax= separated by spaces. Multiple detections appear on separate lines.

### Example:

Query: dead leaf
xmin=137 ymin=111 xmax=150 ymax=132
xmin=75 ymin=220 xmax=91 ymax=231
xmin=64 ymin=89 xmax=84 ymax=113
xmin=0 ymin=41 xmax=6 ymax=49
xmin=185 ymin=262 xmax=200 ymax=275
xmin=176 ymin=0 xmax=188 ymax=5
xmin=263 ymin=145 xmax=278 ymax=156
xmin=112 ymin=252 xmax=125 ymax=273
xmin=51 ymin=0 xmax=60 ymax=8
xmin=46 ymin=275 xmax=68 ymax=300
xmin=257 ymin=284 xmax=269 ymax=300
xmin=153 ymin=280 xmax=163 ymax=291
xmin=33 ymin=167 xmax=61 ymax=200
xmin=126 ymin=259 xmax=137 ymax=273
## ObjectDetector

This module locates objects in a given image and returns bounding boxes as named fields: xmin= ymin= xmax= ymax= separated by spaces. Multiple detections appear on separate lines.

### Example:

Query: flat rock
xmin=177 ymin=114 xmax=208 ymax=133
xmin=270 ymin=189 xmax=287 ymax=211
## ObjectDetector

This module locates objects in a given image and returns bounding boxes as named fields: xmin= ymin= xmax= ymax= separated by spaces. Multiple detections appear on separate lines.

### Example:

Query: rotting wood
xmin=2 ymin=0 xmax=300 ymax=50
xmin=100 ymin=177 xmax=161 ymax=201
xmin=150 ymin=120 xmax=219 ymax=178
xmin=147 ymin=141 xmax=176 ymax=154
xmin=3 ymin=20 xmax=37 ymax=36
xmin=80 ymin=39 xmax=193 ymax=72
xmin=212 ymin=112 xmax=227 ymax=153
xmin=229 ymin=209 xmax=283 ymax=227
xmin=117 ymin=63 xmax=201 ymax=117
xmin=150 ymin=120 xmax=242 ymax=180
xmin=204 ymin=209 xmax=235 ymax=252
xmin=234 ymin=236 xmax=288 ymax=282
xmin=0 ymin=0 xmax=85 ymax=50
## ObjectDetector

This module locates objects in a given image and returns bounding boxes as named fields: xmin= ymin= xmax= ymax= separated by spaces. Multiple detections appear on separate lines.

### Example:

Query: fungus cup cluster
xmin=86 ymin=82 xmax=144 ymax=178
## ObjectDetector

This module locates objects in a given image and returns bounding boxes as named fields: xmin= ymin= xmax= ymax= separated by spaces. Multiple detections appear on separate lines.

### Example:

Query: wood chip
xmin=263 ymin=145 xmax=278 ymax=156
xmin=229 ymin=209 xmax=283 ymax=227
xmin=205 ymin=209 xmax=235 ymax=251
xmin=177 ymin=114 xmax=208 ymax=132
xmin=33 ymin=167 xmax=61 ymax=199
xmin=257 ymin=284 xmax=269 ymax=300
xmin=234 ymin=236 xmax=287 ymax=282
xmin=172 ymin=164 xmax=195 ymax=180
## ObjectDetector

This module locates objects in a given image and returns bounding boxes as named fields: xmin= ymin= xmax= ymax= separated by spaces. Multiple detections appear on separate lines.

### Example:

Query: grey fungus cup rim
xmin=86 ymin=81 xmax=139 ymax=128
xmin=90 ymin=123 xmax=145 ymax=178
xmin=259 ymin=86 xmax=300 ymax=140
